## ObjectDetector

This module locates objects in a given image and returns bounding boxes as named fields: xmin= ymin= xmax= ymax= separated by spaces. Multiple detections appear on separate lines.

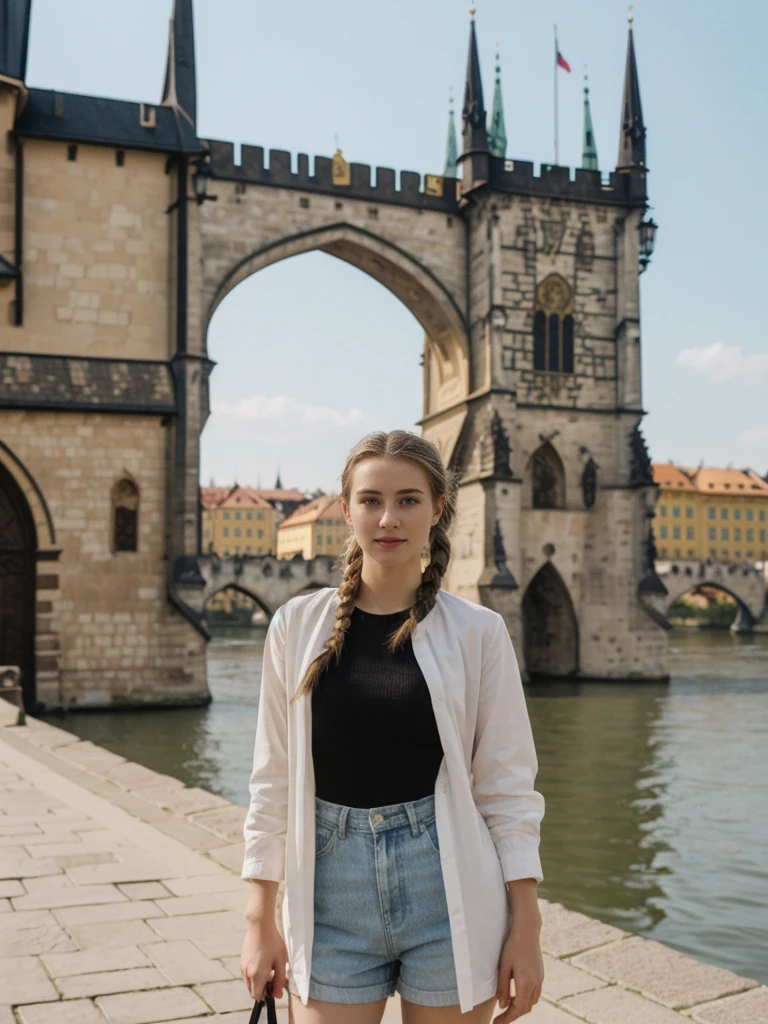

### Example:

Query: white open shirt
xmin=242 ymin=585 xmax=545 ymax=1013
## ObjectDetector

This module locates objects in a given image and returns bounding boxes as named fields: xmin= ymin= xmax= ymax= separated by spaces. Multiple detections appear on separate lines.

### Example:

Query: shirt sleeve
xmin=471 ymin=613 xmax=545 ymax=884
xmin=241 ymin=603 xmax=289 ymax=882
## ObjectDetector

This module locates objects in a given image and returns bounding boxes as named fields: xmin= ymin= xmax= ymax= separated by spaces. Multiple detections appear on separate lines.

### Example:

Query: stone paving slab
xmin=1 ymin=713 xmax=764 ymax=1024
xmin=569 ymin=934 xmax=759 ymax=1009
xmin=687 ymin=986 xmax=768 ymax=1024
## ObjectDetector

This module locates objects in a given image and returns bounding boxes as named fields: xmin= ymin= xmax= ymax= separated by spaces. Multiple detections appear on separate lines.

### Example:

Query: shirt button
xmin=372 ymin=813 xmax=384 ymax=824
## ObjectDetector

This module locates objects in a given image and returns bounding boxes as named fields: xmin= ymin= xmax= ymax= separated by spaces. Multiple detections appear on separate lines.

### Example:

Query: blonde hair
xmin=289 ymin=430 xmax=459 ymax=704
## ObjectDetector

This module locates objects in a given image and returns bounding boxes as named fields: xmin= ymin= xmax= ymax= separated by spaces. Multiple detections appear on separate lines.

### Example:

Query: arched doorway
xmin=523 ymin=562 xmax=578 ymax=678
xmin=0 ymin=463 xmax=37 ymax=709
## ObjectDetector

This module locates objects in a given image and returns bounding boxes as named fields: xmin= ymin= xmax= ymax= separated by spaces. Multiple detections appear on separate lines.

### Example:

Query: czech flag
xmin=557 ymin=50 xmax=571 ymax=72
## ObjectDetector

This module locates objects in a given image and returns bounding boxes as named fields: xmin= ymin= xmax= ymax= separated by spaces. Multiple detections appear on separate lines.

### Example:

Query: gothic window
xmin=112 ymin=478 xmax=139 ymax=552
xmin=530 ymin=442 xmax=566 ymax=509
xmin=532 ymin=273 xmax=575 ymax=373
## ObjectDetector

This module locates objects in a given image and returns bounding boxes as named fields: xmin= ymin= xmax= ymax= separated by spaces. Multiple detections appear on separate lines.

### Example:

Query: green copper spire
xmin=488 ymin=46 xmax=507 ymax=159
xmin=443 ymin=92 xmax=458 ymax=177
xmin=582 ymin=70 xmax=599 ymax=170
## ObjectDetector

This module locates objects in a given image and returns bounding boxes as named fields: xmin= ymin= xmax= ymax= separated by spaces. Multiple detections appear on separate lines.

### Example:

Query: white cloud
xmin=210 ymin=394 xmax=364 ymax=433
xmin=675 ymin=343 xmax=768 ymax=382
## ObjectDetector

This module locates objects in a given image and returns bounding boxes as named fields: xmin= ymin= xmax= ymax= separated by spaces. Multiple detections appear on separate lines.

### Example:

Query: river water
xmin=52 ymin=627 xmax=768 ymax=984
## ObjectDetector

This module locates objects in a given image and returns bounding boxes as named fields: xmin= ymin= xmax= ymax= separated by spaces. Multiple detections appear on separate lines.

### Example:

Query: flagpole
xmin=553 ymin=23 xmax=559 ymax=165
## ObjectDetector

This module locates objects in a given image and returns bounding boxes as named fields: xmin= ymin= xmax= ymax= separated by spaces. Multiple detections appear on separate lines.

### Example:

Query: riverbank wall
xmin=1 ymin=698 xmax=765 ymax=1023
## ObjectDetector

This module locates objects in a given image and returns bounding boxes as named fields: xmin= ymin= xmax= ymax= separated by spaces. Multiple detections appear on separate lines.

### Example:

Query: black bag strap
xmin=248 ymin=980 xmax=279 ymax=1024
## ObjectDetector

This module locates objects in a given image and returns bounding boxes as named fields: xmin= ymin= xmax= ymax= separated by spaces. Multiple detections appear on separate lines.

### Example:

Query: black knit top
xmin=311 ymin=605 xmax=444 ymax=808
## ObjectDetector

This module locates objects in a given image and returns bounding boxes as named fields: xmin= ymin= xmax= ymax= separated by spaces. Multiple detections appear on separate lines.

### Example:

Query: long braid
xmin=289 ymin=536 xmax=362 ymax=704
xmin=289 ymin=432 xmax=459 ymax=700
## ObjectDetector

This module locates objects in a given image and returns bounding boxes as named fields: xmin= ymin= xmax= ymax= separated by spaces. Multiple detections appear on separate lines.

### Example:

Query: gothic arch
xmin=0 ymin=460 xmax=37 ymax=709
xmin=111 ymin=476 xmax=140 ymax=553
xmin=522 ymin=562 xmax=579 ymax=678
xmin=528 ymin=442 xmax=566 ymax=509
xmin=202 ymin=222 xmax=470 ymax=403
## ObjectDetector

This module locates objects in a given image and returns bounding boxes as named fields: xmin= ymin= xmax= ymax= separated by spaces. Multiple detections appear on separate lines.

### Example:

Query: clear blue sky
xmin=26 ymin=0 xmax=768 ymax=493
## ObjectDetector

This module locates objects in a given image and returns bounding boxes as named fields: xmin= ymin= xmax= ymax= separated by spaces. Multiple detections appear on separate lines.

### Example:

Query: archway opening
xmin=668 ymin=584 xmax=741 ymax=630
xmin=529 ymin=442 xmax=566 ymax=510
xmin=0 ymin=461 xmax=38 ymax=710
xmin=523 ymin=562 xmax=578 ymax=678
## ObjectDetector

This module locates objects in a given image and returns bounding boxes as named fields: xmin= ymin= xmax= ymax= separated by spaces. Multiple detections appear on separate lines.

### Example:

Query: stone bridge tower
xmin=0 ymin=1 xmax=666 ymax=712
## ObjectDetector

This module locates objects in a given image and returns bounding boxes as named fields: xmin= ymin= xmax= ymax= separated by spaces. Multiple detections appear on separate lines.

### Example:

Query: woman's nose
xmin=379 ymin=505 xmax=400 ymax=526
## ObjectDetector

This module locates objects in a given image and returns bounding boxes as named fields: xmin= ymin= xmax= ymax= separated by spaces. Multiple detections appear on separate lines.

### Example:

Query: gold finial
xmin=628 ymin=4 xmax=633 ymax=24
xmin=469 ymin=6 xmax=476 ymax=19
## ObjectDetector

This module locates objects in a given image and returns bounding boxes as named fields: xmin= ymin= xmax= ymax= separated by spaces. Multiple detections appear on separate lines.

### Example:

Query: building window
xmin=674 ymin=547 xmax=681 ymax=558
xmin=673 ymin=506 xmax=680 ymax=518
xmin=112 ymin=478 xmax=139 ymax=552
xmin=747 ymin=528 xmax=754 ymax=541
xmin=760 ymin=510 xmax=766 ymax=522
xmin=533 ymin=274 xmax=574 ymax=373
xmin=223 ymin=511 xmax=230 ymax=520
xmin=721 ymin=508 xmax=729 ymax=520
xmin=223 ymin=527 xmax=229 ymax=537
xmin=327 ymin=534 xmax=332 ymax=544
xmin=67 ymin=144 xmax=78 ymax=161
xmin=709 ymin=527 xmax=716 ymax=540
xmin=317 ymin=535 xmax=323 ymax=544
xmin=735 ymin=550 xmax=742 ymax=558
xmin=659 ymin=505 xmax=667 ymax=517
xmin=747 ymin=509 xmax=754 ymax=521
xmin=257 ymin=511 xmax=265 ymax=520
xmin=660 ymin=525 xmax=668 ymax=539
xmin=257 ymin=529 xmax=263 ymax=538
xmin=530 ymin=442 xmax=566 ymax=509
xmin=235 ymin=511 xmax=241 ymax=520
xmin=721 ymin=528 xmax=729 ymax=541
xmin=721 ymin=549 xmax=728 ymax=558
xmin=116 ymin=150 xmax=125 ymax=167
xmin=685 ymin=506 xmax=694 ymax=518
xmin=234 ymin=528 xmax=241 ymax=537
xmin=673 ymin=525 xmax=681 ymax=539
xmin=708 ymin=508 xmax=716 ymax=520
xmin=709 ymin=548 xmax=717 ymax=557
xmin=734 ymin=528 xmax=742 ymax=542
xmin=246 ymin=511 xmax=253 ymax=520
xmin=686 ymin=527 xmax=694 ymax=540
xmin=761 ymin=529 xmax=767 ymax=542
xmin=734 ymin=509 xmax=741 ymax=520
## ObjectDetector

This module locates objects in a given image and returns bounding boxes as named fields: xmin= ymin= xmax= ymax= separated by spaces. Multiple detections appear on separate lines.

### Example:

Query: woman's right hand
xmin=240 ymin=920 xmax=289 ymax=1002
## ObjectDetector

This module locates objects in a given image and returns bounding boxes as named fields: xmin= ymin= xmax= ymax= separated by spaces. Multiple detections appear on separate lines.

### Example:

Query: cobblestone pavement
xmin=0 ymin=700 xmax=765 ymax=1023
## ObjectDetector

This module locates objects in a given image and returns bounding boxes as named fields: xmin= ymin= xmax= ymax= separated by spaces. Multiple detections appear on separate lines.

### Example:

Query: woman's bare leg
xmin=401 ymin=993 xmax=498 ymax=1023
xmin=288 ymin=991 xmax=389 ymax=1023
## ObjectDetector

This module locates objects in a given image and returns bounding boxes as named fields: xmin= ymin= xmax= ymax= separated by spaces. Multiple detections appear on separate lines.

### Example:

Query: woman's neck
xmin=354 ymin=558 xmax=424 ymax=615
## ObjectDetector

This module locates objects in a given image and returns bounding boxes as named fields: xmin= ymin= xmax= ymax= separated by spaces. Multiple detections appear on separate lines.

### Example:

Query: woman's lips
xmin=375 ymin=539 xmax=405 ymax=548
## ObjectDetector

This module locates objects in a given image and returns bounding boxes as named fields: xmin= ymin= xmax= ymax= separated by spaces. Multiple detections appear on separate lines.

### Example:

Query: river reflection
xmin=52 ymin=627 xmax=768 ymax=984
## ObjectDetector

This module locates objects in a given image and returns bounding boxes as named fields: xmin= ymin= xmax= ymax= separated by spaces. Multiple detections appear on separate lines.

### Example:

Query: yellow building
xmin=277 ymin=495 xmax=349 ymax=560
xmin=201 ymin=485 xmax=283 ymax=556
xmin=653 ymin=464 xmax=768 ymax=562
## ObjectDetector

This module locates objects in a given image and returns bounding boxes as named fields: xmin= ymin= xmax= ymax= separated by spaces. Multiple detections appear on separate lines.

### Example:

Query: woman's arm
xmin=470 ymin=614 xmax=545 ymax=885
xmin=241 ymin=604 xmax=290 ymax=884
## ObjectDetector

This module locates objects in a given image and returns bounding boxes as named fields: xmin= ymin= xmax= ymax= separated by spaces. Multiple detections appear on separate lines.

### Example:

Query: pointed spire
xmin=457 ymin=7 xmax=490 ymax=194
xmin=161 ymin=0 xmax=197 ymax=130
xmin=582 ymin=69 xmax=599 ymax=170
xmin=275 ymin=467 xmax=283 ymax=490
xmin=443 ymin=92 xmax=458 ymax=177
xmin=0 ymin=0 xmax=32 ymax=81
xmin=617 ymin=6 xmax=646 ymax=171
xmin=488 ymin=43 xmax=507 ymax=159
xmin=462 ymin=9 xmax=488 ymax=156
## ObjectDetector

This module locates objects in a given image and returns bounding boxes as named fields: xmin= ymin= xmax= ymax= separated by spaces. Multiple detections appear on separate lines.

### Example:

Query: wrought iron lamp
xmin=638 ymin=216 xmax=658 ymax=272
xmin=192 ymin=157 xmax=215 ymax=205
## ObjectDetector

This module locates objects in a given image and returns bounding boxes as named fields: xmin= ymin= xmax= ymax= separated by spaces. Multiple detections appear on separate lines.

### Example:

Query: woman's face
xmin=340 ymin=456 xmax=446 ymax=567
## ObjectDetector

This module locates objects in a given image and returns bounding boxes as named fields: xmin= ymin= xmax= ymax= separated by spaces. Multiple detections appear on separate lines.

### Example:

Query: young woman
xmin=240 ymin=430 xmax=545 ymax=1023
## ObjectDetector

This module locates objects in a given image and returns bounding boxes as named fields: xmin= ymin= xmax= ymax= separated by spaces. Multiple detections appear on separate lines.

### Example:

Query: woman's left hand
xmin=493 ymin=923 xmax=545 ymax=1021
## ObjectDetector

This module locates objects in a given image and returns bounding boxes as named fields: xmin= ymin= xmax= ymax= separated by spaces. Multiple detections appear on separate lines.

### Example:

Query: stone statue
xmin=581 ymin=457 xmax=597 ymax=509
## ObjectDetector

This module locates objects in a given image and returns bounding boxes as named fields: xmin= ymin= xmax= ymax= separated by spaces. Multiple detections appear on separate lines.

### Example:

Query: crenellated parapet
xmin=205 ymin=139 xmax=460 ymax=213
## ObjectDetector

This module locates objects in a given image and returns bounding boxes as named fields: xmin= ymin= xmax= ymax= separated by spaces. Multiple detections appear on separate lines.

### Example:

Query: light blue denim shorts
xmin=305 ymin=791 xmax=460 ymax=1006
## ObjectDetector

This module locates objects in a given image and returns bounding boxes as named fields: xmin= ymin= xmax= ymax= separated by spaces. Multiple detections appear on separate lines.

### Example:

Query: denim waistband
xmin=315 ymin=791 xmax=436 ymax=838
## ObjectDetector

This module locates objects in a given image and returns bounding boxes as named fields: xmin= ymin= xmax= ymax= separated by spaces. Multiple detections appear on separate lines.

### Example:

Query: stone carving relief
xmin=540 ymin=219 xmax=566 ymax=255
xmin=575 ymin=226 xmax=595 ymax=271
xmin=581 ymin=457 xmax=597 ymax=509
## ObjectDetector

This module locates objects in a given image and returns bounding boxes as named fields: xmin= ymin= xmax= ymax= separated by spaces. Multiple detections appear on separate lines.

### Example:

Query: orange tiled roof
xmin=218 ymin=485 xmax=273 ymax=510
xmin=200 ymin=486 xmax=231 ymax=509
xmin=652 ymin=463 xmax=768 ymax=497
xmin=279 ymin=495 xmax=345 ymax=528
xmin=690 ymin=466 xmax=768 ymax=496
xmin=651 ymin=463 xmax=696 ymax=491
xmin=255 ymin=488 xmax=307 ymax=502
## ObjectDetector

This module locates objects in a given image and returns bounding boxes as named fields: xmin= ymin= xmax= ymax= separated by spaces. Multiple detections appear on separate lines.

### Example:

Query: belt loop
xmin=405 ymin=802 xmax=420 ymax=837
xmin=338 ymin=805 xmax=349 ymax=839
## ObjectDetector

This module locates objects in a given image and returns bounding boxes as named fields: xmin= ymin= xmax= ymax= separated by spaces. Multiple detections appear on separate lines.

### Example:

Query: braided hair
xmin=289 ymin=430 xmax=459 ymax=704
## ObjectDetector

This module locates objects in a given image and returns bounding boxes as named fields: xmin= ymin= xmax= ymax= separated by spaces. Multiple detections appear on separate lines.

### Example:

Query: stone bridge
xmin=199 ymin=554 xmax=341 ymax=618
xmin=649 ymin=559 xmax=768 ymax=633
